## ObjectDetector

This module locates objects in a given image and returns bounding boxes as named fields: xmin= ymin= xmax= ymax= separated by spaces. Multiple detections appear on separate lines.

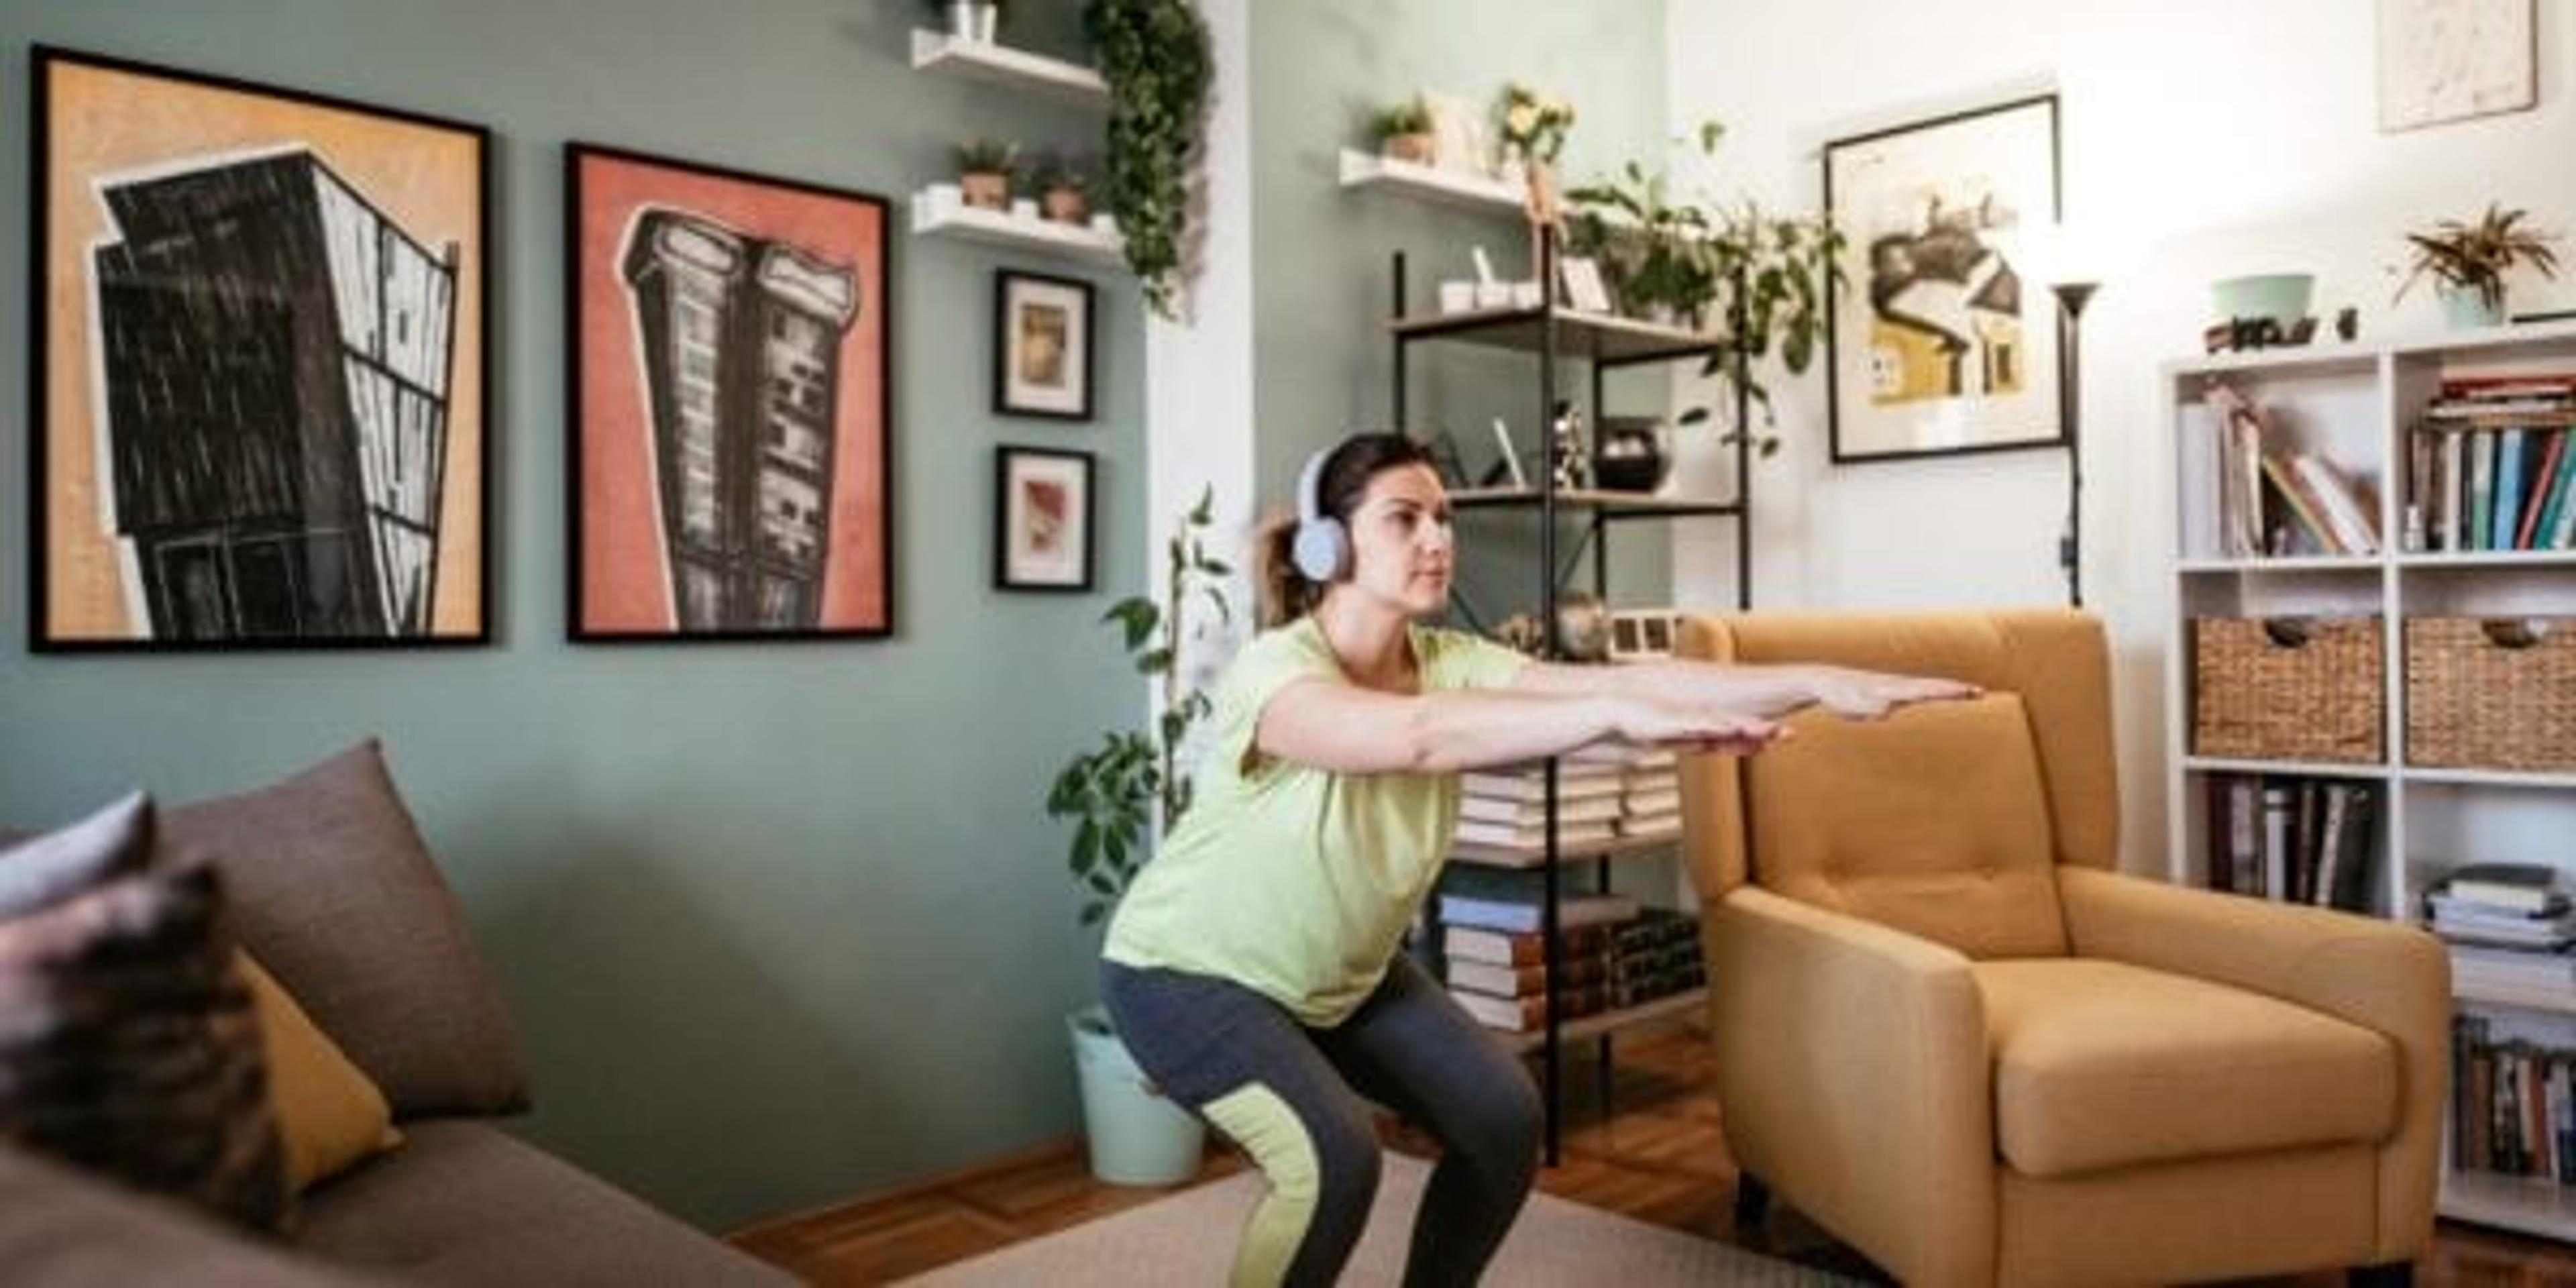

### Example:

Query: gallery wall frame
xmin=30 ymin=44 xmax=492 ymax=651
xmin=1822 ymin=93 xmax=2062 ymax=466
xmin=993 ymin=268 xmax=1096 ymax=421
xmin=994 ymin=445 xmax=1095 ymax=592
xmin=566 ymin=142 xmax=894 ymax=643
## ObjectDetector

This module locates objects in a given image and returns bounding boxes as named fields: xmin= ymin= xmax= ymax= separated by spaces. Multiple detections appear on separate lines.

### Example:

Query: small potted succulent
xmin=1035 ymin=153 xmax=1092 ymax=225
xmin=2397 ymin=202 xmax=2562 ymax=328
xmin=955 ymin=137 xmax=1018 ymax=211
xmin=1372 ymin=95 xmax=1437 ymax=167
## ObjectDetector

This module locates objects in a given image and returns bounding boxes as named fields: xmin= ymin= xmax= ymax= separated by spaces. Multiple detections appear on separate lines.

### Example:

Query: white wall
xmin=1665 ymin=0 xmax=2576 ymax=873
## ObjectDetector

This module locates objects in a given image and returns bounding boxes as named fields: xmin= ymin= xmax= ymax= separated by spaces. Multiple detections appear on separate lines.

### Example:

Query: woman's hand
xmin=1805 ymin=666 xmax=1980 ymax=720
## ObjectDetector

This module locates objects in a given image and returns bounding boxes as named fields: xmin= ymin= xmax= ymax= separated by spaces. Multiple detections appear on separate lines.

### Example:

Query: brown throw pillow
xmin=163 ymin=742 xmax=528 ymax=1118
xmin=0 ymin=799 xmax=292 ymax=1234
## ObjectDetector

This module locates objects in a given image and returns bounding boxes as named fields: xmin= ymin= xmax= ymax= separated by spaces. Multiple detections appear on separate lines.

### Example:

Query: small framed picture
xmin=994 ymin=270 xmax=1095 ymax=420
xmin=995 ymin=446 xmax=1095 ymax=592
xmin=1560 ymin=255 xmax=1614 ymax=314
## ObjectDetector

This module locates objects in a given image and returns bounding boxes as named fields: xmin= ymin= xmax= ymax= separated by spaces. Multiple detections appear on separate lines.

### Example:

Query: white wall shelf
xmin=907 ymin=188 xmax=1124 ymax=268
xmin=2161 ymin=321 xmax=2576 ymax=1241
xmin=908 ymin=29 xmax=1108 ymax=106
xmin=1336 ymin=148 xmax=1524 ymax=215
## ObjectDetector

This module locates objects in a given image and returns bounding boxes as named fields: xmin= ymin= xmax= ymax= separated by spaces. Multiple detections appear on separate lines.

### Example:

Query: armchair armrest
xmin=0 ymin=1142 xmax=368 ymax=1285
xmin=1705 ymin=886 xmax=1996 ymax=1287
xmin=2057 ymin=867 xmax=2450 ymax=1260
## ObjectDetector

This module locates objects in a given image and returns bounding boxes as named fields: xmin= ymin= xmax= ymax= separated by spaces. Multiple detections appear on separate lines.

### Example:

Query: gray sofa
xmin=0 ymin=743 xmax=792 ymax=1286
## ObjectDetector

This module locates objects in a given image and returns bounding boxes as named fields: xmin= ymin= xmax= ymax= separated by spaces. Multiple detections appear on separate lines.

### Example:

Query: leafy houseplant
xmin=1034 ymin=152 xmax=1092 ymax=225
xmin=1566 ymin=121 xmax=1843 ymax=455
xmin=1048 ymin=488 xmax=1232 ymax=927
xmin=2397 ymin=202 xmax=2561 ymax=319
xmin=1084 ymin=0 xmax=1211 ymax=319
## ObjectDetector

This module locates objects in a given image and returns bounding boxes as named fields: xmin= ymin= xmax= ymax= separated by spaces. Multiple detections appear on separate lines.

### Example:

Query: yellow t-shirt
xmin=1102 ymin=616 xmax=1527 ymax=1026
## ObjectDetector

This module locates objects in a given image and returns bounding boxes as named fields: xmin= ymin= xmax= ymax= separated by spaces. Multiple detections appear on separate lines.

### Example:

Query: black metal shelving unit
xmin=1389 ymin=226 xmax=1756 ymax=1163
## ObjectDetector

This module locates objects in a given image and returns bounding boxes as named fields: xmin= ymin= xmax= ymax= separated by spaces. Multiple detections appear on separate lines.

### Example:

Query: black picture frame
xmin=563 ymin=141 xmax=895 ymax=643
xmin=1822 ymin=93 xmax=2063 ymax=466
xmin=993 ymin=445 xmax=1095 ymax=592
xmin=30 ymin=44 xmax=493 ymax=651
xmin=993 ymin=269 xmax=1096 ymax=421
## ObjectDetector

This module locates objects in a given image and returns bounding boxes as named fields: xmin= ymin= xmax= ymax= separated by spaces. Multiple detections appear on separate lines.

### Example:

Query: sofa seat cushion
xmin=299 ymin=1120 xmax=791 ymax=1285
xmin=1974 ymin=957 xmax=2397 ymax=1177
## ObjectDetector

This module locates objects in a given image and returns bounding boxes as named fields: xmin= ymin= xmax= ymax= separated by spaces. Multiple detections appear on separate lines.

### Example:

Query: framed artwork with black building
xmin=32 ymin=46 xmax=492 ymax=649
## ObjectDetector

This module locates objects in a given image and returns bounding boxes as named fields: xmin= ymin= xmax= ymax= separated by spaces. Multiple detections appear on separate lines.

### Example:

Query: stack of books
xmin=2426 ymin=863 xmax=2576 ymax=953
xmin=2451 ymin=1013 xmax=2576 ymax=1184
xmin=2408 ymin=376 xmax=2576 ymax=553
xmin=1454 ymin=761 xmax=1625 ymax=853
xmin=1604 ymin=907 xmax=1704 ymax=1008
xmin=1433 ymin=867 xmax=1636 ymax=1033
xmin=1619 ymin=753 xmax=1681 ymax=839
xmin=2202 ymin=774 xmax=2377 ymax=910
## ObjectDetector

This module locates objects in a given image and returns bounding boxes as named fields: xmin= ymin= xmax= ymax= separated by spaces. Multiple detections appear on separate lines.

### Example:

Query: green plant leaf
xmin=1135 ymin=647 xmax=1174 ymax=674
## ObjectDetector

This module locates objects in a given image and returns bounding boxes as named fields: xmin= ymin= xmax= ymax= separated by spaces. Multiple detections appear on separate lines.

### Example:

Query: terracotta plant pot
xmin=1041 ymin=186 xmax=1089 ymax=225
xmin=1382 ymin=133 xmax=1437 ymax=166
xmin=960 ymin=170 xmax=1010 ymax=211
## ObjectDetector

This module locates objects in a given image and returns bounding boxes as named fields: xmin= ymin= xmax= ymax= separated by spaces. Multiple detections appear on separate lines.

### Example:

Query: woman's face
xmin=1338 ymin=462 xmax=1454 ymax=616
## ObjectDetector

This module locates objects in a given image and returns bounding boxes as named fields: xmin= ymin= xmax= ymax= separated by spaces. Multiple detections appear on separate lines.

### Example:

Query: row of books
xmin=1454 ymin=752 xmax=1680 ymax=852
xmin=2201 ymin=774 xmax=2378 ymax=911
xmin=2404 ymin=421 xmax=2576 ymax=553
xmin=1432 ymin=867 xmax=1706 ymax=1032
xmin=2453 ymin=1014 xmax=2576 ymax=1183
xmin=2206 ymin=383 xmax=2381 ymax=558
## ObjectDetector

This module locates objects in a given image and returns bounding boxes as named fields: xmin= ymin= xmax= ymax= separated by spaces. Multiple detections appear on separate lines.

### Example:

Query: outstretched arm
xmin=1510 ymin=657 xmax=1978 ymax=721
xmin=1253 ymin=678 xmax=1784 ymax=776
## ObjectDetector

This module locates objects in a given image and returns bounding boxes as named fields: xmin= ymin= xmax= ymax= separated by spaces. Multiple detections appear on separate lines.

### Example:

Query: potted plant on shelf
xmin=1085 ymin=0 xmax=1210 ymax=319
xmin=1046 ymin=487 xmax=1232 ymax=1185
xmin=924 ymin=0 xmax=1000 ymax=42
xmin=955 ymin=137 xmax=1018 ymax=211
xmin=1565 ymin=120 xmax=1843 ymax=458
xmin=1372 ymin=95 xmax=1438 ymax=167
xmin=2397 ymin=202 xmax=2562 ymax=329
xmin=1034 ymin=153 xmax=1092 ymax=225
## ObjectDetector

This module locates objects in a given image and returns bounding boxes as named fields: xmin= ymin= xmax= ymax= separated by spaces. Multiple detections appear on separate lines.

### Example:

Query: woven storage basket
xmin=2405 ymin=617 xmax=2576 ymax=771
xmin=2192 ymin=616 xmax=2383 ymax=762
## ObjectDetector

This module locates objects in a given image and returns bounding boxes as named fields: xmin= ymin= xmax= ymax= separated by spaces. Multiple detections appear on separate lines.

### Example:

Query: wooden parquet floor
xmin=728 ymin=1022 xmax=2576 ymax=1286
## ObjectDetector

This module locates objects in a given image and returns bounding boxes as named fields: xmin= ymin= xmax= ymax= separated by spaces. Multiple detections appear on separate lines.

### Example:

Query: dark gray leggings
xmin=1101 ymin=955 xmax=1541 ymax=1287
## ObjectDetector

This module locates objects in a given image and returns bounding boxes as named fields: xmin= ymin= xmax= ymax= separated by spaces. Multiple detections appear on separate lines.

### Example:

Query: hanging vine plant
xmin=1084 ymin=0 xmax=1210 ymax=318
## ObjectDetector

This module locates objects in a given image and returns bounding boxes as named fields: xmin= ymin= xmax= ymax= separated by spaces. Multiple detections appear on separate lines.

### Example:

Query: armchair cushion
xmin=1976 ymin=957 xmax=2397 ymax=1177
xmin=1752 ymin=694 xmax=2068 ymax=958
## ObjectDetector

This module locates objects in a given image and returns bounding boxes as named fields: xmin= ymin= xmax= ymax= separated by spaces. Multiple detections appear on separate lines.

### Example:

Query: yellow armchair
xmin=1679 ymin=609 xmax=2446 ymax=1287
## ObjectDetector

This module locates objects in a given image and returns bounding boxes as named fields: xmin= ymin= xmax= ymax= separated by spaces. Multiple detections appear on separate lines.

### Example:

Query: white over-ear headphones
xmin=1290 ymin=441 xmax=1348 ymax=582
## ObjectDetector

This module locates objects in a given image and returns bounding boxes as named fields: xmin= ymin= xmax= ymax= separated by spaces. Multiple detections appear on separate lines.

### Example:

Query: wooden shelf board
xmin=1449 ymin=829 xmax=1682 ymax=869
xmin=1336 ymin=148 xmax=1525 ymax=214
xmin=2399 ymin=765 xmax=2576 ymax=790
xmin=907 ymin=189 xmax=1124 ymax=267
xmin=908 ymin=29 xmax=1108 ymax=105
xmin=2174 ymin=555 xmax=2381 ymax=573
xmin=2180 ymin=756 xmax=2392 ymax=780
xmin=1447 ymin=487 xmax=1741 ymax=519
xmin=1501 ymin=987 xmax=1708 ymax=1054
xmin=1390 ymin=306 xmax=1728 ymax=365
xmin=2440 ymin=1168 xmax=2576 ymax=1240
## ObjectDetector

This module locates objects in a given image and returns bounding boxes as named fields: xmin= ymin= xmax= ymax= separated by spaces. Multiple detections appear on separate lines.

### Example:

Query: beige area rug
xmin=900 ymin=1151 xmax=1859 ymax=1286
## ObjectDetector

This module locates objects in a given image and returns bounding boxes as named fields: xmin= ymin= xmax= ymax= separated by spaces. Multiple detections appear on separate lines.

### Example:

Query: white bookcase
xmin=2160 ymin=319 xmax=2576 ymax=1242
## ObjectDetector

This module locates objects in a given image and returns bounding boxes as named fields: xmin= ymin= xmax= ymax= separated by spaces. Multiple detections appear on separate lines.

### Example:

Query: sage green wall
xmin=0 ymin=0 xmax=1141 ymax=1230
xmin=1247 ymin=0 xmax=1676 ymax=632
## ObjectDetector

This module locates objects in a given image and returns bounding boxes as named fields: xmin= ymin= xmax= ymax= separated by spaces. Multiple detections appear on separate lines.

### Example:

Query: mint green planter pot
xmin=2209 ymin=273 xmax=2314 ymax=327
xmin=1069 ymin=1006 xmax=1205 ymax=1185
xmin=2440 ymin=284 xmax=2508 ymax=329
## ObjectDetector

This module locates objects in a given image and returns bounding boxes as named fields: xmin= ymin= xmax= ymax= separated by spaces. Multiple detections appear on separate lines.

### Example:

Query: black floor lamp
xmin=2052 ymin=280 xmax=2099 ymax=608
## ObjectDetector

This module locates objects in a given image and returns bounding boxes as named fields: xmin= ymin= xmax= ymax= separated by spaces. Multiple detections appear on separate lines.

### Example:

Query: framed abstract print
xmin=32 ymin=46 xmax=491 ymax=649
xmin=994 ymin=269 xmax=1095 ymax=421
xmin=566 ymin=143 xmax=892 ymax=641
xmin=1823 ymin=94 xmax=2061 ymax=464
xmin=994 ymin=446 xmax=1094 ymax=592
